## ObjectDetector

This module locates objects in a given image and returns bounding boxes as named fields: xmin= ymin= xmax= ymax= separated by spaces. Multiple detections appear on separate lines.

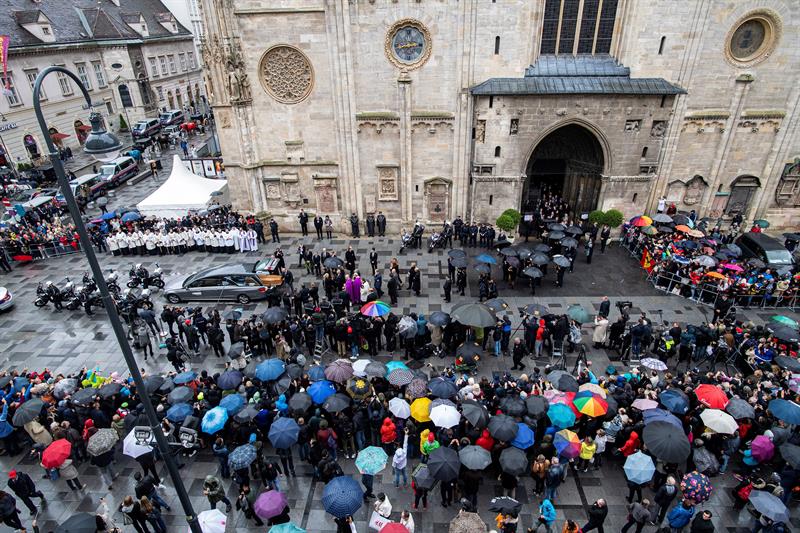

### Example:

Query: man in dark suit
xmin=369 ymin=248 xmax=379 ymax=275
xmin=598 ymin=296 xmax=611 ymax=318
xmin=298 ymin=209 xmax=309 ymax=236
xmin=313 ymin=215 xmax=324 ymax=240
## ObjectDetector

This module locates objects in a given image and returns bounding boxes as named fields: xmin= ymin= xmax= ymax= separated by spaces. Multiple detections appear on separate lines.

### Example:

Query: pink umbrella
xmin=722 ymin=263 xmax=744 ymax=272
xmin=632 ymin=399 xmax=658 ymax=411
xmin=751 ymin=435 xmax=775 ymax=462
xmin=254 ymin=490 xmax=289 ymax=520
xmin=544 ymin=389 xmax=567 ymax=402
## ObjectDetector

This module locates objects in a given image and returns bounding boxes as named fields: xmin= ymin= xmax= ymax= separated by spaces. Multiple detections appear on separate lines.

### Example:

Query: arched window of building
xmin=118 ymin=84 xmax=133 ymax=108
xmin=658 ymin=36 xmax=666 ymax=55
xmin=494 ymin=146 xmax=501 ymax=157
xmin=494 ymin=36 xmax=500 ymax=55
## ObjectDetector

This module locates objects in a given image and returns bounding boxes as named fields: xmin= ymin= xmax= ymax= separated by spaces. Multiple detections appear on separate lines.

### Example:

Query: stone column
xmin=398 ymin=69 xmax=413 ymax=223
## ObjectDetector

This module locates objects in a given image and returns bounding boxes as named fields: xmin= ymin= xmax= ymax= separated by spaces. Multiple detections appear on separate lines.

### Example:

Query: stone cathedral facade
xmin=198 ymin=0 xmax=799 ymax=232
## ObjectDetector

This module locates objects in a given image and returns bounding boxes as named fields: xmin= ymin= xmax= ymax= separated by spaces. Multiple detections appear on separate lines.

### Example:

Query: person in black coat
xmin=598 ymin=296 xmax=610 ymax=318
xmin=690 ymin=510 xmax=714 ymax=533
xmin=313 ymin=215 xmax=324 ymax=239
xmin=376 ymin=212 xmax=387 ymax=236
xmin=6 ymin=470 xmax=44 ymax=515
xmin=298 ymin=209 xmax=309 ymax=236
xmin=269 ymin=219 xmax=280 ymax=243
xmin=443 ymin=277 xmax=452 ymax=302
xmin=349 ymin=213 xmax=360 ymax=237
xmin=581 ymin=499 xmax=608 ymax=533
xmin=387 ymin=274 xmax=399 ymax=305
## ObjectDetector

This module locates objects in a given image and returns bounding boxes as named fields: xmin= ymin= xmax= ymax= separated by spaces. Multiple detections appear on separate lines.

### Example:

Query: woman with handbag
xmin=118 ymin=495 xmax=151 ymax=533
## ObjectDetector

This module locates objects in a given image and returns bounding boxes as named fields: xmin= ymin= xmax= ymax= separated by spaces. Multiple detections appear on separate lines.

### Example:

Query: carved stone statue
xmin=650 ymin=120 xmax=667 ymax=138
xmin=227 ymin=63 xmax=240 ymax=101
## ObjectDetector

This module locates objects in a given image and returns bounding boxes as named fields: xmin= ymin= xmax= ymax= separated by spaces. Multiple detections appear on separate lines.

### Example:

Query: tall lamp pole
xmin=33 ymin=66 xmax=202 ymax=533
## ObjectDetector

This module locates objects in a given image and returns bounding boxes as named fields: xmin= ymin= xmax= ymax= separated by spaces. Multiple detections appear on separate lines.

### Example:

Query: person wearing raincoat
xmin=380 ymin=417 xmax=397 ymax=455
xmin=619 ymin=431 xmax=641 ymax=456
xmin=535 ymin=498 xmax=556 ymax=533
xmin=420 ymin=429 xmax=439 ymax=463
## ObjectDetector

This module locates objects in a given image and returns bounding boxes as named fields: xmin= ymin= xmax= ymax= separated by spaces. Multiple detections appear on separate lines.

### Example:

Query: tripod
xmin=572 ymin=343 xmax=589 ymax=374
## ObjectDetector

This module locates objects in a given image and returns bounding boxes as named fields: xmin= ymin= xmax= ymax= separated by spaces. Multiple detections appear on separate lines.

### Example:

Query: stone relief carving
xmin=285 ymin=141 xmax=305 ymax=161
xmin=313 ymin=174 xmax=339 ymax=213
xmin=265 ymin=182 xmax=281 ymax=199
xmin=259 ymin=45 xmax=314 ymax=104
xmin=683 ymin=176 xmax=707 ymax=205
xmin=378 ymin=166 xmax=399 ymax=201
xmin=625 ymin=120 xmax=641 ymax=133
xmin=225 ymin=40 xmax=251 ymax=104
xmin=475 ymin=120 xmax=486 ymax=142
xmin=737 ymin=118 xmax=780 ymax=133
xmin=510 ymin=119 xmax=519 ymax=135
xmin=650 ymin=120 xmax=667 ymax=138
xmin=425 ymin=178 xmax=451 ymax=223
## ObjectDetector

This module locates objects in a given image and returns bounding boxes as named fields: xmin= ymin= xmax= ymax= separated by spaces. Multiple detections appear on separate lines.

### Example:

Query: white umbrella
xmin=352 ymin=359 xmax=371 ymax=378
xmin=700 ymin=409 xmax=738 ymax=434
xmin=398 ymin=316 xmax=418 ymax=338
xmin=389 ymin=397 xmax=411 ymax=419
xmin=430 ymin=404 xmax=461 ymax=428
xmin=641 ymin=358 xmax=668 ymax=371
xmin=123 ymin=430 xmax=154 ymax=459
xmin=193 ymin=509 xmax=226 ymax=533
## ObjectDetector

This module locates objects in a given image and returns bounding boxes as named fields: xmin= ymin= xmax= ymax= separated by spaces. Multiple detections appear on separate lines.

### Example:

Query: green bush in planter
xmin=602 ymin=209 xmax=624 ymax=228
xmin=496 ymin=214 xmax=516 ymax=233
xmin=500 ymin=208 xmax=522 ymax=227
xmin=588 ymin=210 xmax=605 ymax=225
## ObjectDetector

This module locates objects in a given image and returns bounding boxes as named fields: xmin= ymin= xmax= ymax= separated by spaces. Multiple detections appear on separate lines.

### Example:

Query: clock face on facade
xmin=385 ymin=19 xmax=431 ymax=70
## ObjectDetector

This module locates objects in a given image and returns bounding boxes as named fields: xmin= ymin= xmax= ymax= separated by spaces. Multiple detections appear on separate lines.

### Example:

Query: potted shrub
xmin=602 ymin=209 xmax=624 ymax=228
xmin=496 ymin=208 xmax=522 ymax=238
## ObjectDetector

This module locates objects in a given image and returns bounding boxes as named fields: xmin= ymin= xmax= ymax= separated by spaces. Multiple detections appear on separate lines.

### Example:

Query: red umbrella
xmin=380 ymin=524 xmax=410 ymax=533
xmin=41 ymin=439 xmax=72 ymax=468
xmin=695 ymin=384 xmax=729 ymax=409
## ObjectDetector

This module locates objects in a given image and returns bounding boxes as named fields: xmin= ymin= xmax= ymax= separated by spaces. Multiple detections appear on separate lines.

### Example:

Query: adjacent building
xmin=199 ymin=0 xmax=800 ymax=231
xmin=0 ymin=0 xmax=204 ymax=170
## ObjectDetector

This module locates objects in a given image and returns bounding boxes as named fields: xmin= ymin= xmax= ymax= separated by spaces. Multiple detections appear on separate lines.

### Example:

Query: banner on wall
xmin=0 ymin=35 xmax=10 ymax=89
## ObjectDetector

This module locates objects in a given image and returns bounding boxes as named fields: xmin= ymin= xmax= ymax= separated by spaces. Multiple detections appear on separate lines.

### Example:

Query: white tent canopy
xmin=137 ymin=155 xmax=228 ymax=218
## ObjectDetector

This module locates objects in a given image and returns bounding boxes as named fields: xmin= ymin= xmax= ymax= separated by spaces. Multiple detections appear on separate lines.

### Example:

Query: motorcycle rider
xmin=46 ymin=281 xmax=63 ymax=310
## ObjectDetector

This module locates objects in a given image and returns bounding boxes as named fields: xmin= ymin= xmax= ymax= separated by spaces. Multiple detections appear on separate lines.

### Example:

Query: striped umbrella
xmin=573 ymin=394 xmax=608 ymax=417
xmin=554 ymin=429 xmax=581 ymax=459
xmin=324 ymin=360 xmax=354 ymax=383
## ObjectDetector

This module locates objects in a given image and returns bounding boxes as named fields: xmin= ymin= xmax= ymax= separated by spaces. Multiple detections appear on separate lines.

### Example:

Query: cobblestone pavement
xmin=0 ymin=167 xmax=798 ymax=531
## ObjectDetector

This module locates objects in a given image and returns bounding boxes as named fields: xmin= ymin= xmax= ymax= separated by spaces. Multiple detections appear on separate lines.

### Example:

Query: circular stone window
xmin=259 ymin=45 xmax=314 ymax=104
xmin=725 ymin=11 xmax=781 ymax=66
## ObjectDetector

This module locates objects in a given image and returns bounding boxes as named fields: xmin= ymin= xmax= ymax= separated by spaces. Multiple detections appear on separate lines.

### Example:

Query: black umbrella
xmin=672 ymin=214 xmax=691 ymax=226
xmin=412 ymin=464 xmax=436 ymax=490
xmin=533 ymin=243 xmax=551 ymax=253
xmin=726 ymin=398 xmax=755 ymax=420
xmin=71 ymin=387 xmax=98 ymax=407
xmin=222 ymin=309 xmax=243 ymax=320
xmin=428 ymin=377 xmax=459 ymax=399
xmin=488 ymin=414 xmax=519 ymax=442
xmin=461 ymin=400 xmax=489 ymax=428
xmin=565 ymin=226 xmax=583 ymax=236
xmin=273 ymin=373 xmax=292 ymax=396
xmin=451 ymin=303 xmax=496 ymax=328
xmin=642 ymin=421 xmax=691 ymax=463
xmin=457 ymin=342 xmax=483 ymax=357
xmin=228 ymin=342 xmax=245 ymax=358
xmin=451 ymin=257 xmax=468 ymax=269
xmin=547 ymin=370 xmax=579 ymax=392
xmin=657 ymin=226 xmax=673 ymax=233
xmin=428 ymin=446 xmax=460 ymax=481
xmin=473 ymin=263 xmax=491 ymax=274
xmin=288 ymin=391 xmax=313 ymax=415
xmin=770 ymin=325 xmax=800 ymax=343
xmin=97 ymin=382 xmax=122 ymax=399
xmin=725 ymin=243 xmax=742 ymax=257
xmin=548 ymin=223 xmax=566 ymax=232
xmin=158 ymin=377 xmax=175 ymax=394
xmin=459 ymin=445 xmax=491 ymax=470
xmin=322 ymin=393 xmax=351 ymax=413
xmin=428 ymin=311 xmax=451 ymax=326
xmin=522 ymin=267 xmax=543 ymax=279
xmin=0 ymin=376 xmax=11 ymax=389
xmin=55 ymin=512 xmax=97 ymax=533
xmin=488 ymin=496 xmax=522 ymax=515
xmin=548 ymin=231 xmax=566 ymax=240
xmin=286 ymin=363 xmax=303 ymax=379
xmin=775 ymin=356 xmax=800 ymax=372
xmin=262 ymin=308 xmax=288 ymax=325
xmin=499 ymin=247 xmax=518 ymax=257
xmin=526 ymin=395 xmax=549 ymax=418
xmin=448 ymin=249 xmax=467 ymax=258
xmin=500 ymin=396 xmax=527 ymax=417
xmin=524 ymin=303 xmax=550 ymax=315
xmin=506 ymin=256 xmax=521 ymax=268
xmin=168 ymin=386 xmax=194 ymax=404
xmin=516 ymin=246 xmax=533 ymax=260
xmin=560 ymin=237 xmax=578 ymax=249
xmin=12 ymin=398 xmax=44 ymax=426
xmin=499 ymin=447 xmax=528 ymax=475
xmin=780 ymin=443 xmax=800 ymax=469
xmin=485 ymin=298 xmax=509 ymax=313
xmin=604 ymin=395 xmax=618 ymax=420
xmin=143 ymin=376 xmax=165 ymax=394
xmin=323 ymin=257 xmax=344 ymax=269
xmin=234 ymin=404 xmax=259 ymax=423
xmin=531 ymin=253 xmax=550 ymax=265
xmin=217 ymin=370 xmax=243 ymax=390
xmin=552 ymin=255 xmax=570 ymax=268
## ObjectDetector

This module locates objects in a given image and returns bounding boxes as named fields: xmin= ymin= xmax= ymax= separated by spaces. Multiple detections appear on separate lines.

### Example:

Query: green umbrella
xmin=567 ymin=304 xmax=592 ymax=324
xmin=771 ymin=315 xmax=799 ymax=329
xmin=355 ymin=446 xmax=388 ymax=475
xmin=753 ymin=219 xmax=770 ymax=228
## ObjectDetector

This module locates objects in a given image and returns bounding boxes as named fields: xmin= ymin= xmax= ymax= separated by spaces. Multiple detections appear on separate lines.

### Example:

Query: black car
xmin=735 ymin=232 xmax=794 ymax=268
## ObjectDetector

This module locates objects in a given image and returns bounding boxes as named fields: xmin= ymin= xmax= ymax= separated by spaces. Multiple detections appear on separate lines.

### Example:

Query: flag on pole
xmin=641 ymin=248 xmax=654 ymax=272
xmin=0 ymin=36 xmax=10 ymax=88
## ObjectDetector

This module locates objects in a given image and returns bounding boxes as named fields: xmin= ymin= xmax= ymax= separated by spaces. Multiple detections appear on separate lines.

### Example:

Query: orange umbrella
xmin=675 ymin=225 xmax=692 ymax=233
xmin=705 ymin=272 xmax=726 ymax=280
xmin=687 ymin=229 xmax=705 ymax=238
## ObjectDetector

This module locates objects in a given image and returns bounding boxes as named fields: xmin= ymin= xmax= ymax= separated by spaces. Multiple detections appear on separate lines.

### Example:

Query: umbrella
xmin=567 ymin=304 xmax=591 ymax=324
xmin=475 ymin=254 xmax=497 ymax=264
xmin=547 ymin=403 xmax=576 ymax=428
xmin=428 ymin=311 xmax=450 ymax=326
xmin=578 ymin=383 xmax=606 ymax=398
xmin=722 ymin=262 xmax=744 ymax=272
xmin=322 ymin=393 xmax=351 ymax=413
xmin=269 ymin=525 xmax=306 ymax=533
xmin=548 ymin=222 xmax=566 ymax=232
xmin=407 ymin=378 xmax=428 ymax=399
xmin=262 ymin=307 xmax=288 ymax=324
xmin=365 ymin=361 xmax=388 ymax=378
xmin=500 ymin=396 xmax=527 ymax=418
xmin=547 ymin=370 xmax=579 ymax=392
xmin=680 ymin=472 xmax=713 ymax=503
xmin=448 ymin=249 xmax=467 ymax=258
xmin=531 ymin=253 xmax=550 ymax=265
xmin=652 ymin=213 xmax=673 ymax=223
xmin=511 ymin=422 xmax=535 ymax=449
xmin=196 ymin=509 xmax=226 ymax=533
xmin=643 ymin=421 xmax=690 ymax=463
xmin=273 ymin=373 xmax=292 ymax=396
xmin=770 ymin=325 xmax=800 ymax=343
xmin=430 ymin=404 xmax=461 ymax=428
xmin=227 ymin=342 xmax=245 ymax=359
xmin=643 ymin=408 xmax=683 ymax=430
xmin=631 ymin=215 xmax=653 ymax=227
xmin=222 ymin=309 xmax=243 ymax=320
xmin=121 ymin=211 xmax=141 ymax=222
xmin=228 ymin=444 xmax=257 ymax=470
xmin=548 ymin=231 xmax=566 ymax=240
xmin=217 ymin=370 xmax=243 ymax=390
xmin=779 ymin=443 xmax=800 ymax=468
xmin=524 ymin=304 xmax=550 ymax=316
xmin=695 ymin=384 xmax=729 ymax=409
xmin=462 ymin=400 xmax=489 ymax=428
xmin=632 ymin=398 xmax=658 ymax=411
xmin=485 ymin=298 xmax=509 ymax=313
xmin=725 ymin=398 xmax=755 ymax=420
xmin=96 ymin=382 xmax=122 ymax=400
xmin=324 ymin=256 xmax=344 ymax=269
xmin=412 ymin=464 xmax=437 ymax=490
xmin=498 ymin=446 xmax=528 ymax=475
xmin=657 ymin=225 xmax=674 ymax=233
xmin=219 ymin=394 xmax=244 ymax=415
xmin=389 ymin=397 xmax=411 ymax=419
xmin=157 ymin=376 xmax=175 ymax=394
xmin=659 ymin=389 xmax=689 ymax=415
xmin=473 ymin=263 xmax=491 ymax=275
xmin=234 ymin=404 xmax=260 ymax=423
xmin=693 ymin=255 xmax=717 ymax=268
xmin=411 ymin=398 xmax=432 ymax=422
xmin=428 ymin=377 xmax=459 ymax=399
xmin=640 ymin=358 xmax=668 ymax=371
xmin=449 ymin=511 xmax=487 ymax=533
xmin=55 ymin=512 xmax=97 ymax=533
xmin=459 ymin=445 xmax=491 ymax=470
xmin=166 ymin=402 xmax=194 ymax=423
xmin=173 ymin=371 xmax=197 ymax=385
xmin=452 ymin=303 xmax=496 ymax=328
xmin=12 ymin=398 xmax=44 ymax=426
xmin=560 ymin=237 xmax=578 ymax=249
xmin=523 ymin=266 xmax=544 ymax=279
xmin=574 ymin=394 xmax=608 ymax=418
xmin=552 ymin=255 xmax=570 ymax=268
xmin=700 ymin=409 xmax=737 ymax=434
xmin=429 ymin=446 xmax=461 ymax=481
xmin=351 ymin=359 xmax=371 ymax=378
xmin=749 ymin=491 xmax=789 ymax=524
xmin=285 ymin=364 xmax=303 ymax=379
xmin=771 ymin=315 xmax=799 ymax=328
xmin=526 ymin=395 xmax=549 ymax=418
xmin=753 ymin=219 xmax=770 ymax=229
xmin=751 ymin=434 xmax=775 ymax=462
xmin=86 ymin=428 xmax=118 ymax=457
xmin=361 ymin=300 xmax=391 ymax=317
xmin=53 ymin=379 xmax=78 ymax=400
xmin=308 ymin=380 xmax=336 ymax=404
xmin=355 ymin=446 xmax=389 ymax=475
xmin=554 ymin=429 xmax=581 ymax=459
xmin=457 ymin=342 xmax=483 ymax=358
xmin=388 ymin=368 xmax=414 ymax=386
xmin=488 ymin=497 xmax=522 ymax=517
xmin=346 ymin=377 xmax=372 ymax=399
xmin=624 ymin=451 xmax=655 ymax=484
xmin=488 ymin=414 xmax=519 ymax=441
xmin=42 ymin=439 xmax=72 ymax=468
xmin=288 ymin=392 xmax=312 ymax=415
xmin=565 ymin=225 xmax=583 ymax=236
xmin=325 ymin=360 xmax=354 ymax=383
xmin=201 ymin=406 xmax=229 ymax=434
xmin=70 ymin=387 xmax=97 ymax=407
xmin=641 ymin=226 xmax=658 ymax=236
xmin=499 ymin=246 xmax=519 ymax=257
xmin=322 ymin=476 xmax=364 ymax=518
xmin=386 ymin=360 xmax=410 ymax=373
xmin=268 ymin=417 xmax=300 ymax=449
xmin=122 ymin=430 xmax=153 ymax=458
xmin=450 ymin=257 xmax=468 ymax=268
xmin=254 ymin=490 xmax=289 ymax=520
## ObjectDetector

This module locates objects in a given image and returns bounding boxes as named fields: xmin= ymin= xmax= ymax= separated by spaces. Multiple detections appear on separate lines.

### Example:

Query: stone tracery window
xmin=259 ymin=45 xmax=314 ymax=104
xmin=541 ymin=0 xmax=618 ymax=55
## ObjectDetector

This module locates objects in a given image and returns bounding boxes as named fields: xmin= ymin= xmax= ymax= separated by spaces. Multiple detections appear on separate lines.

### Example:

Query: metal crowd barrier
xmin=5 ymin=240 xmax=83 ymax=262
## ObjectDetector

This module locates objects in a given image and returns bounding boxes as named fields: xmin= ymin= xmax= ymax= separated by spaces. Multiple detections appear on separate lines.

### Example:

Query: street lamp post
xmin=32 ymin=66 xmax=202 ymax=533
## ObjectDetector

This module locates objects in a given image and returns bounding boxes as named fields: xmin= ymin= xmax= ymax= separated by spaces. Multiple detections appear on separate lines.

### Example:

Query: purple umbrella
xmin=751 ymin=435 xmax=775 ymax=462
xmin=254 ymin=490 xmax=289 ymax=520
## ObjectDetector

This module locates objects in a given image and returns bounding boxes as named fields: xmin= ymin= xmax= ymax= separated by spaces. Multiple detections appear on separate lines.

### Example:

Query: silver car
xmin=163 ymin=264 xmax=269 ymax=304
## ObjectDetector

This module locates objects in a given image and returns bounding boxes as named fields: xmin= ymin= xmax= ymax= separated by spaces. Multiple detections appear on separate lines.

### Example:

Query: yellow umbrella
xmin=578 ymin=383 xmax=606 ymax=398
xmin=411 ymin=397 xmax=432 ymax=422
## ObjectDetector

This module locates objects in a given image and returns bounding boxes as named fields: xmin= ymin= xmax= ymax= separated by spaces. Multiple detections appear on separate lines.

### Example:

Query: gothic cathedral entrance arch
xmin=522 ymin=124 xmax=605 ymax=216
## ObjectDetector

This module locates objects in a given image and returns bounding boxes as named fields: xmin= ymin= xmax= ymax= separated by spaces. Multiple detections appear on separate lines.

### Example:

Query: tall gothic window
xmin=540 ymin=0 xmax=618 ymax=55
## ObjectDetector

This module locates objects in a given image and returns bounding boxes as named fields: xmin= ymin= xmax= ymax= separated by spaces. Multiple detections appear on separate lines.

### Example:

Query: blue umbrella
xmin=321 ymin=476 xmax=363 ymax=518
xmin=308 ymin=380 xmax=336 ymax=404
xmin=769 ymin=399 xmax=800 ymax=425
xmin=173 ymin=371 xmax=197 ymax=385
xmin=547 ymin=403 xmax=576 ymax=429
xmin=624 ymin=451 xmax=656 ymax=484
xmin=256 ymin=359 xmax=286 ymax=382
xmin=227 ymin=444 xmax=257 ymax=470
xmin=511 ymin=422 xmax=535 ymax=449
xmin=475 ymin=254 xmax=497 ymax=264
xmin=659 ymin=389 xmax=689 ymax=415
xmin=308 ymin=365 xmax=326 ymax=381
xmin=100 ymin=211 xmax=117 ymax=220
xmin=121 ymin=212 xmax=141 ymax=222
xmin=166 ymin=402 xmax=193 ymax=423
xmin=12 ymin=376 xmax=29 ymax=390
xmin=671 ymin=255 xmax=690 ymax=265
xmin=219 ymin=394 xmax=245 ymax=415
xmin=385 ymin=361 xmax=409 ymax=373
xmin=201 ymin=406 xmax=229 ymax=434
xmin=643 ymin=408 xmax=683 ymax=430
xmin=217 ymin=370 xmax=243 ymax=390
xmin=268 ymin=417 xmax=300 ymax=449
